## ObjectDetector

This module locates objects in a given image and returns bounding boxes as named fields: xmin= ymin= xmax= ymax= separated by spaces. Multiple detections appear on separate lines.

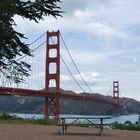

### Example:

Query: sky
xmin=14 ymin=0 xmax=140 ymax=101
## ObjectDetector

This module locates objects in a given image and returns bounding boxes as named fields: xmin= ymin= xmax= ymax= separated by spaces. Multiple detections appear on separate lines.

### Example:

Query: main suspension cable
xmin=17 ymin=41 xmax=46 ymax=61
xmin=16 ymin=32 xmax=46 ymax=61
xmin=50 ymin=37 xmax=86 ymax=92
xmin=60 ymin=33 xmax=94 ymax=94
xmin=29 ymin=32 xmax=46 ymax=46
xmin=60 ymin=55 xmax=86 ymax=93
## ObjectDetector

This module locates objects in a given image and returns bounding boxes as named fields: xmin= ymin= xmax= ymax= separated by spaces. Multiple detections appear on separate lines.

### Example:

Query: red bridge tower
xmin=45 ymin=31 xmax=60 ymax=118
xmin=113 ymin=81 xmax=120 ymax=115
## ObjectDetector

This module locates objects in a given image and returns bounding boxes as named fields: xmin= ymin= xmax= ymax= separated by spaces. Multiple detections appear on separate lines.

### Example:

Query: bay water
xmin=11 ymin=113 xmax=139 ymax=124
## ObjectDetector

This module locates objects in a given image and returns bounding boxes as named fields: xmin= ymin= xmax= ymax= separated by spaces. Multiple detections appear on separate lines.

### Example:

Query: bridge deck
xmin=0 ymin=87 xmax=118 ymax=106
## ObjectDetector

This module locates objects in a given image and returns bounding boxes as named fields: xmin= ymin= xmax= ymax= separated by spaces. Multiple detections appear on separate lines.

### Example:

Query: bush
xmin=0 ymin=113 xmax=56 ymax=125
xmin=112 ymin=116 xmax=140 ymax=131
xmin=0 ymin=113 xmax=17 ymax=120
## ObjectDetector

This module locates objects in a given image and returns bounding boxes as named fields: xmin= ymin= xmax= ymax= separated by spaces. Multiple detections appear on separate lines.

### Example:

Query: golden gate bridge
xmin=0 ymin=31 xmax=120 ymax=118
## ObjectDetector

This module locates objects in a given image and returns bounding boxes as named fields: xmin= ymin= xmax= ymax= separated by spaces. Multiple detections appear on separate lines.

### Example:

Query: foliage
xmin=0 ymin=0 xmax=62 ymax=83
xmin=112 ymin=116 xmax=140 ymax=131
xmin=0 ymin=112 xmax=56 ymax=125
xmin=0 ymin=112 xmax=23 ymax=120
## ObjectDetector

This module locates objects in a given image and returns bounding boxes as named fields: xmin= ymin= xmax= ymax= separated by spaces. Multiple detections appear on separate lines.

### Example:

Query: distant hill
xmin=0 ymin=89 xmax=140 ymax=115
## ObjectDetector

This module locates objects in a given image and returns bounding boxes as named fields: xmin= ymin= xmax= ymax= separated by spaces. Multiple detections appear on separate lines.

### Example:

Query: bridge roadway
xmin=0 ymin=87 xmax=117 ymax=106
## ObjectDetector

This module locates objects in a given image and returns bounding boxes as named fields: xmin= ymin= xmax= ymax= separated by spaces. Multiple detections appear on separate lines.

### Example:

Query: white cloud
xmin=75 ymin=72 xmax=103 ymax=83
xmin=60 ymin=75 xmax=70 ymax=81
xmin=14 ymin=5 xmax=140 ymax=47
xmin=12 ymin=0 xmax=140 ymax=101
xmin=61 ymin=49 xmax=108 ymax=65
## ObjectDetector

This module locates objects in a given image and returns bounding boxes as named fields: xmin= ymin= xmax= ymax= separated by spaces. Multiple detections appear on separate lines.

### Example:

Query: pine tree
xmin=0 ymin=0 xmax=62 ymax=83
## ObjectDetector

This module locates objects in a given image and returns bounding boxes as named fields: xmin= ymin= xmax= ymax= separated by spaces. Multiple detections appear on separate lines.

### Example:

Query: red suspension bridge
xmin=0 ymin=31 xmax=120 ymax=118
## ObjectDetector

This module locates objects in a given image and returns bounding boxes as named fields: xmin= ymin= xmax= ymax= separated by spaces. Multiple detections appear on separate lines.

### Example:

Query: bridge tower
xmin=113 ymin=81 xmax=120 ymax=115
xmin=45 ymin=31 xmax=60 ymax=118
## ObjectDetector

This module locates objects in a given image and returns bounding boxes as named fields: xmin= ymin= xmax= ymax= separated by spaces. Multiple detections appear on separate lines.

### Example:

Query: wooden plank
xmin=60 ymin=116 xmax=111 ymax=120
xmin=58 ymin=123 xmax=111 ymax=126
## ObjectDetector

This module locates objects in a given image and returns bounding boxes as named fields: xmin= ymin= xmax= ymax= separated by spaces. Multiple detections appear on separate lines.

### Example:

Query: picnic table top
xmin=59 ymin=116 xmax=112 ymax=120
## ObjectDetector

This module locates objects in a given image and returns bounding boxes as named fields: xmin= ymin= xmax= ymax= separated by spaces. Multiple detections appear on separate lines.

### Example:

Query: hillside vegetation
xmin=0 ymin=90 xmax=140 ymax=115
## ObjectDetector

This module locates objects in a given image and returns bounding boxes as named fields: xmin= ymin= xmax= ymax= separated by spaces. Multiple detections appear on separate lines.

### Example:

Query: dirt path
xmin=0 ymin=123 xmax=140 ymax=140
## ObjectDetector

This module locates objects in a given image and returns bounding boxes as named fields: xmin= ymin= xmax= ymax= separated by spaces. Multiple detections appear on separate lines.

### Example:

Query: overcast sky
xmin=14 ymin=0 xmax=140 ymax=101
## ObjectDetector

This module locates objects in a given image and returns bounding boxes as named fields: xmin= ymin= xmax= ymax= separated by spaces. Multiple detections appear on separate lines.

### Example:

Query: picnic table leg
xmin=62 ymin=118 xmax=65 ymax=134
xmin=64 ymin=125 xmax=68 ymax=133
xmin=58 ymin=125 xmax=61 ymax=135
xmin=99 ymin=118 xmax=103 ymax=136
xmin=99 ymin=126 xmax=103 ymax=136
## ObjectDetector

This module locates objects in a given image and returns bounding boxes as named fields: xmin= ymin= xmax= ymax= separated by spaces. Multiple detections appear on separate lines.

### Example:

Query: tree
xmin=0 ymin=0 xmax=62 ymax=84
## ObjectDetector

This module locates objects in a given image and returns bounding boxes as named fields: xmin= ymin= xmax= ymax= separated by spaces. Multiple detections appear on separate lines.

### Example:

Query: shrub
xmin=112 ymin=116 xmax=140 ymax=131
xmin=0 ymin=113 xmax=56 ymax=125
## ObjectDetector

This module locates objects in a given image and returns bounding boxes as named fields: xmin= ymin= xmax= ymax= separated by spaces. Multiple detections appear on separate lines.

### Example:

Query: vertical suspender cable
xmin=60 ymin=33 xmax=94 ymax=94
xmin=50 ymin=37 xmax=86 ymax=93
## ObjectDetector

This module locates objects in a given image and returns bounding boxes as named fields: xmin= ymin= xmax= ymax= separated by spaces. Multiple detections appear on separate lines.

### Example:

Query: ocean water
xmin=10 ymin=113 xmax=140 ymax=124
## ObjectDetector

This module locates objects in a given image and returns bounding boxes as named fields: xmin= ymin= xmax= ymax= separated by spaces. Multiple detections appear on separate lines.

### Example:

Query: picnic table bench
xmin=58 ymin=116 xmax=112 ymax=136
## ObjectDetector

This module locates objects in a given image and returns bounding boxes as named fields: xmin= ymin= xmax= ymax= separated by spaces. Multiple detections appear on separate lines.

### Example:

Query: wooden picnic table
xmin=58 ymin=116 xmax=112 ymax=136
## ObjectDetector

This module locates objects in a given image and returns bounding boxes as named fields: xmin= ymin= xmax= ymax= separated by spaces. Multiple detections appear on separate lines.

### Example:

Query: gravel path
xmin=0 ymin=123 xmax=140 ymax=140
